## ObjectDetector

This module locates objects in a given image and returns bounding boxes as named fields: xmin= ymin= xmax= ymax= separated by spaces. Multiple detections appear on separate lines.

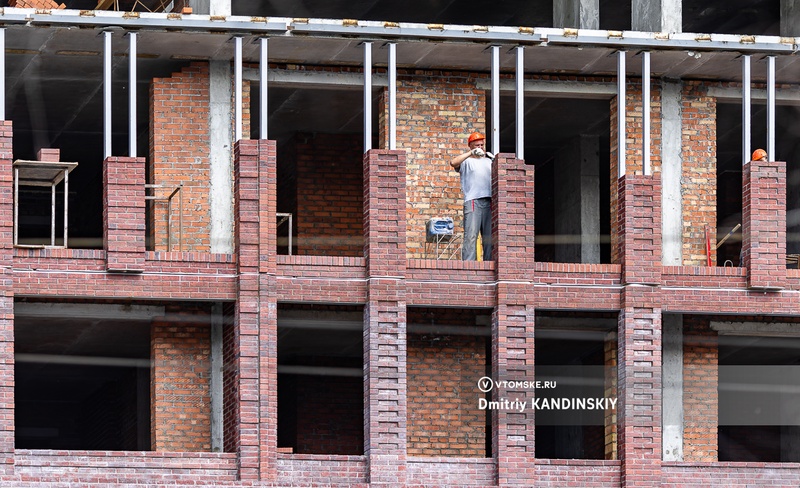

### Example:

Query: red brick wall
xmin=682 ymin=315 xmax=718 ymax=462
xmin=383 ymin=72 xmax=486 ymax=259
xmin=150 ymin=62 xmax=250 ymax=253
xmin=681 ymin=82 xmax=717 ymax=266
xmin=294 ymin=132 xmax=364 ymax=256
xmin=150 ymin=317 xmax=211 ymax=452
xmin=407 ymin=332 xmax=487 ymax=457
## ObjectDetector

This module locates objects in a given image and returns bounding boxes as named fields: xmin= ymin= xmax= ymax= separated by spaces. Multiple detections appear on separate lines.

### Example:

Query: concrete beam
xmin=707 ymin=85 xmax=800 ymax=105
xmin=553 ymin=0 xmax=599 ymax=29
xmin=476 ymin=78 xmax=616 ymax=98
xmin=711 ymin=321 xmax=800 ymax=337
xmin=632 ymin=0 xmax=682 ymax=33
xmin=14 ymin=302 xmax=164 ymax=320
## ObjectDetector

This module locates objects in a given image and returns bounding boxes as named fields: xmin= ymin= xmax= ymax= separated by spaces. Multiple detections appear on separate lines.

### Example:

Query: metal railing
xmin=145 ymin=183 xmax=183 ymax=252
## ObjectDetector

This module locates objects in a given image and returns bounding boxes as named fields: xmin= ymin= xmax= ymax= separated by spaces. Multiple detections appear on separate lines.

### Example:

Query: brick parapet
xmin=492 ymin=288 xmax=535 ymax=486
xmin=103 ymin=157 xmax=146 ymax=272
xmin=617 ymin=287 xmax=662 ymax=488
xmin=742 ymin=159 xmax=786 ymax=289
xmin=617 ymin=175 xmax=662 ymax=285
xmin=493 ymin=154 xmax=534 ymax=281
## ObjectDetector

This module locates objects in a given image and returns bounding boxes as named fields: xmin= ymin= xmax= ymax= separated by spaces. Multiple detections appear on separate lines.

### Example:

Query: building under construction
xmin=1 ymin=0 xmax=800 ymax=486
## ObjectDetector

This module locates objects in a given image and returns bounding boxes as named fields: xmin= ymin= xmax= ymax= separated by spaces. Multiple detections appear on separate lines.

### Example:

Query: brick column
xmin=104 ymin=156 xmax=146 ymax=272
xmin=618 ymin=288 xmax=662 ymax=488
xmin=617 ymin=175 xmax=662 ymax=285
xmin=257 ymin=140 xmax=278 ymax=480
xmin=0 ymin=121 xmax=13 ymax=473
xmin=742 ymin=159 xmax=786 ymax=289
xmin=364 ymin=149 xmax=407 ymax=485
xmin=492 ymin=154 xmax=535 ymax=485
xmin=233 ymin=140 xmax=261 ymax=480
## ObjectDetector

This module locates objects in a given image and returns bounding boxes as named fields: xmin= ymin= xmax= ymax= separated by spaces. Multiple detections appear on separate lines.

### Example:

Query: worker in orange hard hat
xmin=752 ymin=148 xmax=768 ymax=162
xmin=450 ymin=131 xmax=494 ymax=261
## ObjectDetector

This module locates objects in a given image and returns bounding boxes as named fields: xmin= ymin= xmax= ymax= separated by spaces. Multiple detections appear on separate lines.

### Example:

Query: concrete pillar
xmin=209 ymin=60 xmax=234 ymax=253
xmin=555 ymin=135 xmax=600 ymax=264
xmin=188 ymin=0 xmax=231 ymax=16
xmin=363 ymin=149 xmax=408 ymax=485
xmin=661 ymin=81 xmax=682 ymax=265
xmin=632 ymin=0 xmax=682 ymax=33
xmin=781 ymin=0 xmax=800 ymax=37
xmin=662 ymin=313 xmax=683 ymax=461
xmin=553 ymin=0 xmax=599 ymax=29
xmin=210 ymin=303 xmax=223 ymax=452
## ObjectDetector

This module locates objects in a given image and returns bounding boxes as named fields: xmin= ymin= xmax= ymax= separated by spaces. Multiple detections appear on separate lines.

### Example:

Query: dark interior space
xmin=15 ymin=310 xmax=151 ymax=450
xmin=683 ymin=0 xmax=780 ymax=35
xmin=277 ymin=305 xmax=364 ymax=455
xmin=718 ymin=334 xmax=800 ymax=462
xmin=535 ymin=313 xmax=616 ymax=460
xmin=716 ymin=102 xmax=800 ymax=266
xmin=498 ymin=96 xmax=611 ymax=264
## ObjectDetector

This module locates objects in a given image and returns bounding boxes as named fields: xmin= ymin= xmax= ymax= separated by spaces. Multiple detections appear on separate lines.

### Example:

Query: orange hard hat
xmin=752 ymin=148 xmax=767 ymax=161
xmin=467 ymin=132 xmax=485 ymax=144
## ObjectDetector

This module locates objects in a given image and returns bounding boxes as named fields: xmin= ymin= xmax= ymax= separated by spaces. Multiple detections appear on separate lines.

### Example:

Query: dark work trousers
xmin=462 ymin=197 xmax=492 ymax=261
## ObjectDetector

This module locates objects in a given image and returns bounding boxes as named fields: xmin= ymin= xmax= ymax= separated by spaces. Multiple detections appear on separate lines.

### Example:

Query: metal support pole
xmin=617 ymin=50 xmax=626 ymax=178
xmin=515 ymin=46 xmax=524 ymax=160
xmin=260 ymin=37 xmax=268 ymax=140
xmin=129 ymin=31 xmax=137 ymax=158
xmin=388 ymin=42 xmax=397 ymax=150
xmin=64 ymin=170 xmax=69 ymax=248
xmin=363 ymin=41 xmax=372 ymax=153
xmin=642 ymin=51 xmax=651 ymax=176
xmin=491 ymin=45 xmax=500 ymax=155
xmin=0 ymin=29 xmax=5 ymax=120
xmin=234 ymin=36 xmax=243 ymax=142
xmin=743 ymin=54 xmax=751 ymax=165
xmin=50 ymin=183 xmax=55 ymax=247
xmin=104 ymin=30 xmax=112 ymax=159
xmin=13 ymin=167 xmax=17 ymax=246
xmin=767 ymin=55 xmax=776 ymax=160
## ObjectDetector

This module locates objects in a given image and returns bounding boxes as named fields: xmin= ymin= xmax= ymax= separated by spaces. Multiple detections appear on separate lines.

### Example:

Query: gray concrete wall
xmin=188 ymin=0 xmax=231 ymax=16
xmin=632 ymin=0 xmax=681 ymax=33
xmin=555 ymin=134 xmax=600 ymax=264
xmin=553 ymin=0 xmax=599 ymax=29
xmin=662 ymin=313 xmax=683 ymax=461
xmin=781 ymin=0 xmax=800 ymax=37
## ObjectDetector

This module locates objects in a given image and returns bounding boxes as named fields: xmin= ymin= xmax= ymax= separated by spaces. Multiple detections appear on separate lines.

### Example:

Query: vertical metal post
xmin=234 ymin=36 xmax=243 ymax=142
xmin=767 ymin=55 xmax=776 ymax=160
xmin=260 ymin=37 xmax=268 ymax=140
xmin=388 ymin=42 xmax=397 ymax=150
xmin=491 ymin=45 xmax=500 ymax=155
xmin=642 ymin=51 xmax=651 ymax=176
xmin=104 ymin=30 xmax=112 ymax=159
xmin=129 ymin=31 xmax=137 ymax=158
xmin=617 ymin=50 xmax=626 ymax=178
xmin=63 ymin=170 xmax=69 ymax=248
xmin=515 ymin=46 xmax=524 ymax=160
xmin=13 ymin=167 xmax=17 ymax=246
xmin=50 ymin=183 xmax=55 ymax=246
xmin=0 ymin=29 xmax=5 ymax=120
xmin=363 ymin=42 xmax=372 ymax=153
xmin=742 ymin=54 xmax=751 ymax=165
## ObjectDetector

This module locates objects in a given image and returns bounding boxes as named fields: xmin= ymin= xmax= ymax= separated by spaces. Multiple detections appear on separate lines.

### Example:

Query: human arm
xmin=450 ymin=148 xmax=484 ymax=170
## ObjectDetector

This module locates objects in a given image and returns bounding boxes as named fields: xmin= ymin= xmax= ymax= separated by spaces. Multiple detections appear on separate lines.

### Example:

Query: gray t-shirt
xmin=459 ymin=156 xmax=492 ymax=202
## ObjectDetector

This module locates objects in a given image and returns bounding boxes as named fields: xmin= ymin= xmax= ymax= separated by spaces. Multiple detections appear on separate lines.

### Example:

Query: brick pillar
xmin=618 ymin=175 xmax=662 ymax=285
xmin=233 ymin=140 xmax=261 ymax=480
xmin=0 ymin=121 xmax=13 ymax=474
xmin=151 ymin=319 xmax=211 ymax=451
xmin=492 ymin=154 xmax=535 ymax=485
xmin=742 ymin=159 xmax=786 ymax=289
xmin=604 ymin=332 xmax=618 ymax=460
xmin=364 ymin=149 xmax=407 ymax=485
xmin=104 ymin=156 xmax=146 ymax=272
xmin=257 ymin=140 xmax=278 ymax=479
xmin=618 ymin=288 xmax=662 ymax=488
